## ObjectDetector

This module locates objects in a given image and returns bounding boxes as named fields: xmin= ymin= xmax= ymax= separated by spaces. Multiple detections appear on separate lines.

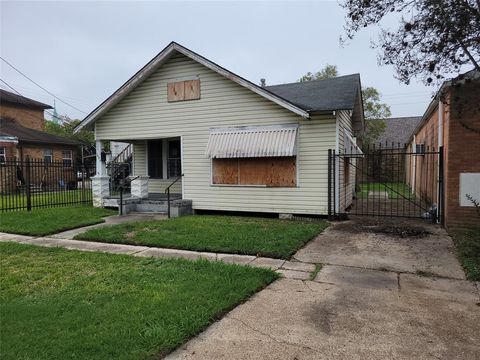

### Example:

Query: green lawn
xmin=449 ymin=228 xmax=480 ymax=281
xmin=1 ymin=189 xmax=91 ymax=210
xmin=75 ymin=215 xmax=328 ymax=259
xmin=0 ymin=242 xmax=277 ymax=360
xmin=356 ymin=182 xmax=414 ymax=199
xmin=0 ymin=206 xmax=116 ymax=236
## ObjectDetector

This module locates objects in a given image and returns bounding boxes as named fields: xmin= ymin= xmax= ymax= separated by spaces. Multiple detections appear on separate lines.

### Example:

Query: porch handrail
xmin=165 ymin=173 xmax=184 ymax=218
xmin=109 ymin=144 xmax=132 ymax=165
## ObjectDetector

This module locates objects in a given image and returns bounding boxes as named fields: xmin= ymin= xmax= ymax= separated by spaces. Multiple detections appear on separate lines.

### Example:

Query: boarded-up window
xmin=212 ymin=157 xmax=296 ymax=187
xmin=167 ymin=79 xmax=200 ymax=102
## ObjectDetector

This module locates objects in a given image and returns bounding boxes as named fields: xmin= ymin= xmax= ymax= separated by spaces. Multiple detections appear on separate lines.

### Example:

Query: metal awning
xmin=205 ymin=126 xmax=298 ymax=158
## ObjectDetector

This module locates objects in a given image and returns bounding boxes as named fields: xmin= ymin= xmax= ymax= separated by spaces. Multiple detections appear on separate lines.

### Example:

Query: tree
xmin=45 ymin=118 xmax=95 ymax=152
xmin=298 ymin=66 xmax=391 ymax=144
xmin=362 ymin=87 xmax=390 ymax=145
xmin=340 ymin=0 xmax=480 ymax=86
xmin=298 ymin=64 xmax=339 ymax=82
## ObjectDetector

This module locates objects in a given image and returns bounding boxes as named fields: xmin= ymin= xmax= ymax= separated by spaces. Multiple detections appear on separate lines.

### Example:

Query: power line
xmin=0 ymin=78 xmax=63 ymax=120
xmin=0 ymin=56 xmax=87 ymax=114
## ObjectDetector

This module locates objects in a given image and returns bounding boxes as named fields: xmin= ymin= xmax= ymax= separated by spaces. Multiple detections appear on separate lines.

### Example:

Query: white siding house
xmin=76 ymin=42 xmax=363 ymax=216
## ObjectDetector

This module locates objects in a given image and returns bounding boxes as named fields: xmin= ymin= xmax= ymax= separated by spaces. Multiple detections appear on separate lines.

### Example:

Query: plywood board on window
xmin=268 ymin=157 xmax=296 ymax=187
xmin=184 ymin=79 xmax=200 ymax=100
xmin=212 ymin=158 xmax=238 ymax=184
xmin=167 ymin=81 xmax=185 ymax=102
xmin=238 ymin=158 xmax=269 ymax=185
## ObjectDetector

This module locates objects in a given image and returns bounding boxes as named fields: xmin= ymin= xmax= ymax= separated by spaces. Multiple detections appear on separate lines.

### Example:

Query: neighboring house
xmin=0 ymin=90 xmax=80 ymax=193
xmin=406 ymin=70 xmax=480 ymax=229
xmin=75 ymin=42 xmax=364 ymax=216
xmin=358 ymin=116 xmax=422 ymax=184
xmin=370 ymin=116 xmax=422 ymax=148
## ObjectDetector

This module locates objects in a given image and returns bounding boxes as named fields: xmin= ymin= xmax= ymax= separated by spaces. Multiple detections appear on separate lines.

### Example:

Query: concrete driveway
xmin=167 ymin=218 xmax=480 ymax=360
xmin=295 ymin=217 xmax=466 ymax=279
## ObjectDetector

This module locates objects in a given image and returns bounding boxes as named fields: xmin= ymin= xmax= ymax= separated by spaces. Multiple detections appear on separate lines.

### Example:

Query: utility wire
xmin=0 ymin=78 xmax=63 ymax=120
xmin=0 ymin=56 xmax=87 ymax=114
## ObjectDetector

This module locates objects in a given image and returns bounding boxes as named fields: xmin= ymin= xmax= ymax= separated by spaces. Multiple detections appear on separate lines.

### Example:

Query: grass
xmin=309 ymin=264 xmax=322 ymax=280
xmin=75 ymin=215 xmax=328 ymax=259
xmin=1 ymin=189 xmax=89 ymax=210
xmin=449 ymin=228 xmax=480 ymax=281
xmin=356 ymin=182 xmax=414 ymax=199
xmin=0 ymin=242 xmax=277 ymax=360
xmin=0 ymin=206 xmax=116 ymax=236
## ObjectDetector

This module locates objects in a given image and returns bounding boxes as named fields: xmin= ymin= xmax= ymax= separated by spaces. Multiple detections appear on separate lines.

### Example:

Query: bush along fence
xmin=0 ymin=157 xmax=95 ymax=212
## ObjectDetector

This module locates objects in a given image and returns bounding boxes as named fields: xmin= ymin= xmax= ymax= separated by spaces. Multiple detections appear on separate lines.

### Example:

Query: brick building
xmin=0 ymin=90 xmax=80 ymax=193
xmin=407 ymin=70 xmax=480 ymax=229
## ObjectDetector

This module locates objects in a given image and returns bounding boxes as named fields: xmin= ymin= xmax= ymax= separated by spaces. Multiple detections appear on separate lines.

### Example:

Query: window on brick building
xmin=62 ymin=150 xmax=73 ymax=167
xmin=0 ymin=148 xmax=5 ymax=164
xmin=44 ymin=149 xmax=53 ymax=163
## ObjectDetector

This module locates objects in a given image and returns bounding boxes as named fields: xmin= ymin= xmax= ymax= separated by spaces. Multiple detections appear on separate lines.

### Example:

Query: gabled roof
xmin=266 ymin=74 xmax=361 ymax=112
xmin=0 ymin=89 xmax=52 ymax=109
xmin=75 ymin=42 xmax=312 ymax=132
xmin=369 ymin=116 xmax=422 ymax=146
xmin=0 ymin=118 xmax=80 ymax=146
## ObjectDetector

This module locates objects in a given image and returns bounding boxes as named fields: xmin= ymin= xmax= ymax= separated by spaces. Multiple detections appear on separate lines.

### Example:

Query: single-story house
xmin=75 ymin=41 xmax=364 ymax=216
xmin=406 ymin=69 xmax=480 ymax=228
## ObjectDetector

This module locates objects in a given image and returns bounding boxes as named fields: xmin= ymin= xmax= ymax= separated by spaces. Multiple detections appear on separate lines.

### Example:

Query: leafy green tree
xmin=298 ymin=64 xmax=339 ymax=82
xmin=340 ymin=0 xmax=480 ymax=85
xmin=45 ymin=119 xmax=94 ymax=149
xmin=298 ymin=65 xmax=391 ymax=144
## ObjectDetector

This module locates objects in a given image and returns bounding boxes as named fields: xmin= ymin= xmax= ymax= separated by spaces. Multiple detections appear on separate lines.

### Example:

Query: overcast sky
xmin=1 ymin=1 xmax=437 ymax=120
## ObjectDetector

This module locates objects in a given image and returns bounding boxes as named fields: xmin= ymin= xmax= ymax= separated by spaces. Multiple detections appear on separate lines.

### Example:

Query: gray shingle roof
xmin=0 ymin=89 xmax=52 ymax=109
xmin=370 ymin=116 xmax=422 ymax=147
xmin=0 ymin=118 xmax=80 ymax=146
xmin=266 ymin=74 xmax=361 ymax=112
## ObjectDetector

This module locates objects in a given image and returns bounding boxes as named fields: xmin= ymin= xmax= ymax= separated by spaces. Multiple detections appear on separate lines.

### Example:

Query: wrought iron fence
xmin=327 ymin=143 xmax=444 ymax=222
xmin=0 ymin=157 xmax=95 ymax=212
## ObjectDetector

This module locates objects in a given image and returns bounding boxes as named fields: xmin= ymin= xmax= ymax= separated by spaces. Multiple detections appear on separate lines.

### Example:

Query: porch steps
xmin=103 ymin=196 xmax=192 ymax=217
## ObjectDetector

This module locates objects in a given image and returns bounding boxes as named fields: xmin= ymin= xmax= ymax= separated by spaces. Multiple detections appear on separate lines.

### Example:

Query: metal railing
xmin=107 ymin=145 xmax=133 ymax=196
xmin=0 ymin=157 xmax=94 ymax=212
xmin=165 ymin=173 xmax=183 ymax=218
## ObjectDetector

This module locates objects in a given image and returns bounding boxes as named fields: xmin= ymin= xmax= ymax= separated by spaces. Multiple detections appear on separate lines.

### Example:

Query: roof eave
xmin=75 ymin=42 xmax=309 ymax=134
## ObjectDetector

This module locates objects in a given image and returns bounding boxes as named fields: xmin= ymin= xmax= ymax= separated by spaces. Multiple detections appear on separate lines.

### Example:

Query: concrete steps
xmin=103 ymin=196 xmax=192 ymax=217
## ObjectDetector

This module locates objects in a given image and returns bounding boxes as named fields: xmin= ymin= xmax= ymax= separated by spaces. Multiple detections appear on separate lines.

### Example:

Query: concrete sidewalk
xmin=167 ymin=272 xmax=480 ymax=360
xmin=0 ymin=232 xmax=315 ymax=280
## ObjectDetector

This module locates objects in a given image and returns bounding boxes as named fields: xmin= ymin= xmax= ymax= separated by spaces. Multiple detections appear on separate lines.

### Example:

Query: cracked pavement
xmin=166 ymin=219 xmax=480 ymax=360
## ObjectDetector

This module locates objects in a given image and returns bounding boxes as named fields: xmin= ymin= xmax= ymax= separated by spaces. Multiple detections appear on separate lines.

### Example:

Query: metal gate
xmin=327 ymin=144 xmax=444 ymax=222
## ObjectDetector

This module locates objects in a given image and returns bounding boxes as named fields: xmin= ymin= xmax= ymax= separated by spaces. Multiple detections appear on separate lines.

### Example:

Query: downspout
xmin=437 ymin=101 xmax=443 ymax=222
xmin=412 ymin=135 xmax=416 ymax=195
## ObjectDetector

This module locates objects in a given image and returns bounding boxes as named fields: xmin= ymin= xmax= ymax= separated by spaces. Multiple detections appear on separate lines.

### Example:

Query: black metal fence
xmin=328 ymin=144 xmax=444 ymax=222
xmin=0 ymin=157 xmax=95 ymax=212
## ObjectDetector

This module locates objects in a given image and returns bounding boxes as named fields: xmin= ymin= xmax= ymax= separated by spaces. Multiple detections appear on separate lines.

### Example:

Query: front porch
xmin=92 ymin=136 xmax=188 ymax=216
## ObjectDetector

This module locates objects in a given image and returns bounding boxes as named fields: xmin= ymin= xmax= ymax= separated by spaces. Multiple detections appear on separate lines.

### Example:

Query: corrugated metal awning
xmin=205 ymin=126 xmax=298 ymax=158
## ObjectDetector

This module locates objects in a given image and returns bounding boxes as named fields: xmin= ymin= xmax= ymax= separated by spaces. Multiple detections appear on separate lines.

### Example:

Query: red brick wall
xmin=445 ymin=81 xmax=480 ymax=229
xmin=0 ymin=103 xmax=45 ymax=131
xmin=407 ymin=80 xmax=480 ymax=229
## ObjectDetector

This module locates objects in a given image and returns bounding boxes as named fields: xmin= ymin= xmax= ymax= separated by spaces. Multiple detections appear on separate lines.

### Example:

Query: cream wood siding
xmin=95 ymin=53 xmax=337 ymax=214
xmin=336 ymin=110 xmax=355 ymax=211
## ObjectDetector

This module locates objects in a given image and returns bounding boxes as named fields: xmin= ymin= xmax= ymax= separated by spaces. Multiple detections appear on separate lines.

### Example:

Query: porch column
xmin=95 ymin=139 xmax=107 ymax=176
xmin=130 ymin=176 xmax=149 ymax=199
xmin=92 ymin=176 xmax=110 ymax=207
xmin=92 ymin=139 xmax=109 ymax=207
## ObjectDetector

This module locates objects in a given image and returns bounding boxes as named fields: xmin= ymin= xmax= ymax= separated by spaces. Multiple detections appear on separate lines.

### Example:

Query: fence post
xmin=25 ymin=157 xmax=31 ymax=211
